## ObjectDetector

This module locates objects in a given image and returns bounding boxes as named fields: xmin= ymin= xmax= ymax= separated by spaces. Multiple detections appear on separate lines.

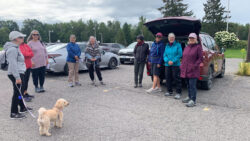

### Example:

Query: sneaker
xmin=134 ymin=84 xmax=138 ymax=88
xmin=146 ymin=87 xmax=160 ymax=93
xmin=20 ymin=107 xmax=33 ymax=113
xmin=100 ymin=81 xmax=105 ymax=85
xmin=146 ymin=87 xmax=154 ymax=93
xmin=154 ymin=87 xmax=162 ymax=92
xmin=165 ymin=92 xmax=173 ymax=96
xmin=68 ymin=83 xmax=74 ymax=87
xmin=23 ymin=95 xmax=32 ymax=102
xmin=174 ymin=93 xmax=181 ymax=99
xmin=26 ymin=93 xmax=34 ymax=98
xmin=10 ymin=113 xmax=26 ymax=119
xmin=39 ymin=87 xmax=45 ymax=92
xmin=75 ymin=82 xmax=82 ymax=86
xmin=138 ymin=83 xmax=142 ymax=87
xmin=186 ymin=100 xmax=196 ymax=107
xmin=182 ymin=97 xmax=191 ymax=103
xmin=35 ymin=87 xmax=41 ymax=93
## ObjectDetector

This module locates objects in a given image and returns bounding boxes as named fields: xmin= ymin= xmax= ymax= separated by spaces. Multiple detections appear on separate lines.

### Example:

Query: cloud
xmin=0 ymin=0 xmax=249 ymax=25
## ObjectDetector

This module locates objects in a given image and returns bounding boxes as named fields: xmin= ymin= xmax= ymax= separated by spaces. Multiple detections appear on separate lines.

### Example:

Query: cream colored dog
xmin=37 ymin=98 xmax=69 ymax=136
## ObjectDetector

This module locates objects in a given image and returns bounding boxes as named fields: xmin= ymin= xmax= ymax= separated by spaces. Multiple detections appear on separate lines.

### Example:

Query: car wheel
xmin=217 ymin=61 xmax=225 ymax=78
xmin=64 ymin=64 xmax=69 ymax=75
xmin=202 ymin=67 xmax=213 ymax=90
xmin=108 ymin=58 xmax=118 ymax=69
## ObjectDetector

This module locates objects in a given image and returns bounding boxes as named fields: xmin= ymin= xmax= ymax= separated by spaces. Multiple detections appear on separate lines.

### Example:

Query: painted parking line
xmin=203 ymin=107 xmax=210 ymax=111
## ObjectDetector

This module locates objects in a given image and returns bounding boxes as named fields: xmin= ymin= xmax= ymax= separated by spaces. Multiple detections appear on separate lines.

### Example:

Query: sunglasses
xmin=156 ymin=35 xmax=162 ymax=38
xmin=32 ymin=34 xmax=39 ymax=36
xmin=18 ymin=37 xmax=24 ymax=39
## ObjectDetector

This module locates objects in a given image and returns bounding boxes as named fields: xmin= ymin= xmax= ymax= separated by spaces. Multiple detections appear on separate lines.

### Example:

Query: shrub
xmin=232 ymin=40 xmax=248 ymax=49
xmin=214 ymin=31 xmax=239 ymax=49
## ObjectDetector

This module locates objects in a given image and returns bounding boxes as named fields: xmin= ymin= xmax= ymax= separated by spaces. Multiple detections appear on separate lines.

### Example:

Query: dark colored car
xmin=144 ymin=16 xmax=225 ymax=90
xmin=99 ymin=43 xmax=126 ymax=54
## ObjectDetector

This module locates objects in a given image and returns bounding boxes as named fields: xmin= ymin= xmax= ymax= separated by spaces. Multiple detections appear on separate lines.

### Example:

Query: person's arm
xmin=67 ymin=44 xmax=76 ymax=58
xmin=172 ymin=43 xmax=183 ymax=64
xmin=76 ymin=45 xmax=81 ymax=57
xmin=6 ymin=48 xmax=20 ymax=80
xmin=195 ymin=45 xmax=203 ymax=66
xmin=163 ymin=46 xmax=169 ymax=63
xmin=133 ymin=46 xmax=136 ymax=57
xmin=95 ymin=48 xmax=101 ymax=60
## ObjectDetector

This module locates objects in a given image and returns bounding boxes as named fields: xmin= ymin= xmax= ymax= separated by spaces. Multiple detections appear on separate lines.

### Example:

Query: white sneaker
xmin=146 ymin=88 xmax=154 ymax=93
xmin=155 ymin=87 xmax=162 ymax=92
xmin=68 ymin=83 xmax=74 ymax=87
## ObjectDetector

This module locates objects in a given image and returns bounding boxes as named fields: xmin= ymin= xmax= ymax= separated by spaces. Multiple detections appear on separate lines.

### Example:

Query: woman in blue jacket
xmin=163 ymin=33 xmax=182 ymax=99
xmin=146 ymin=33 xmax=165 ymax=93
xmin=66 ymin=34 xmax=81 ymax=87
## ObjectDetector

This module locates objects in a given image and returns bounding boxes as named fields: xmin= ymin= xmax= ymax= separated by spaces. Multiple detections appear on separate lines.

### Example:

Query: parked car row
xmin=46 ymin=42 xmax=120 ymax=74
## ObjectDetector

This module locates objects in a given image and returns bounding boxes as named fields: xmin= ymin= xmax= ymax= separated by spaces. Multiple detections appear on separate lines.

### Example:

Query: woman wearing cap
xmin=19 ymin=42 xmax=34 ymax=102
xmin=180 ymin=33 xmax=203 ymax=107
xmin=146 ymin=33 xmax=165 ymax=93
xmin=4 ymin=31 xmax=32 ymax=119
xmin=27 ymin=30 xmax=48 ymax=93
xmin=133 ymin=35 xmax=149 ymax=88
xmin=163 ymin=33 xmax=182 ymax=99
xmin=85 ymin=36 xmax=104 ymax=85
xmin=66 ymin=34 xmax=81 ymax=87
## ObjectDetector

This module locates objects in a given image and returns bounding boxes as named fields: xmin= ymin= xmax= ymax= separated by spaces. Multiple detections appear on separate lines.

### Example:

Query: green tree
xmin=158 ymin=0 xmax=193 ymax=17
xmin=202 ymin=0 xmax=226 ymax=36
xmin=246 ymin=26 xmax=250 ymax=62
xmin=115 ymin=29 xmax=126 ymax=45
xmin=122 ymin=22 xmax=132 ymax=45
xmin=0 ymin=27 xmax=10 ymax=45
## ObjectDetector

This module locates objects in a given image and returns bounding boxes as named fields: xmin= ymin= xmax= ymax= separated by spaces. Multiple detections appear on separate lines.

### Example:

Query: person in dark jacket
xmin=146 ymin=33 xmax=165 ymax=93
xmin=66 ymin=34 xmax=81 ymax=87
xmin=180 ymin=33 xmax=203 ymax=107
xmin=163 ymin=33 xmax=182 ymax=99
xmin=4 ymin=31 xmax=32 ymax=119
xmin=85 ymin=36 xmax=104 ymax=86
xmin=133 ymin=35 xmax=149 ymax=88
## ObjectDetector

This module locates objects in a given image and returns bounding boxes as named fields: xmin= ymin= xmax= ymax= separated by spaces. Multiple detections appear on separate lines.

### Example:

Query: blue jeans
xmin=186 ymin=78 xmax=197 ymax=102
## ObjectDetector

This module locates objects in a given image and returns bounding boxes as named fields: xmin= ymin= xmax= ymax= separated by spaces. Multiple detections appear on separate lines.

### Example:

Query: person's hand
xmin=168 ymin=61 xmax=173 ymax=66
xmin=75 ymin=56 xmax=79 ymax=61
xmin=16 ymin=79 xmax=22 ymax=84
xmin=91 ymin=58 xmax=96 ymax=61
xmin=148 ymin=62 xmax=151 ymax=65
xmin=32 ymin=62 xmax=35 ymax=67
xmin=157 ymin=64 xmax=161 ymax=68
xmin=46 ymin=59 xmax=49 ymax=65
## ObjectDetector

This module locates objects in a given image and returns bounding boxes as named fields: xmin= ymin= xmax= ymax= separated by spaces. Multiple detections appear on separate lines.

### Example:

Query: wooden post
xmin=247 ymin=25 xmax=250 ymax=62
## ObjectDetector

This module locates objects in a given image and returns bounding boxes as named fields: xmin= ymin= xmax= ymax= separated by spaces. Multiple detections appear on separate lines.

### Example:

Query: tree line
xmin=0 ymin=0 xmax=249 ymax=48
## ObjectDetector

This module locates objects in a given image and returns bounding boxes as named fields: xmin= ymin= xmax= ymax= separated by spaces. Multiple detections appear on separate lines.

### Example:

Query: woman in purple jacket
xmin=180 ymin=33 xmax=203 ymax=107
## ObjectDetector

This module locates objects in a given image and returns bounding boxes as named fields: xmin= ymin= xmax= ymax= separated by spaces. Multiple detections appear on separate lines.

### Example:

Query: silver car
xmin=46 ymin=42 xmax=120 ymax=74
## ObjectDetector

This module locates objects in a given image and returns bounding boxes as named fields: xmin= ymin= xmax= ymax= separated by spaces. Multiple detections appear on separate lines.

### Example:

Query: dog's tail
xmin=37 ymin=107 xmax=46 ymax=125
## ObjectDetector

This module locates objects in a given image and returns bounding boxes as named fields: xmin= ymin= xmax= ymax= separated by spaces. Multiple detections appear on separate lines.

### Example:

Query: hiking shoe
xmin=138 ymin=83 xmax=142 ymax=88
xmin=68 ymin=83 xmax=74 ymax=87
xmin=174 ymin=93 xmax=181 ymax=99
xmin=146 ymin=88 xmax=154 ymax=93
xmin=26 ymin=93 xmax=34 ymax=98
xmin=10 ymin=113 xmax=26 ymax=119
xmin=75 ymin=82 xmax=82 ymax=86
xmin=182 ymin=97 xmax=191 ymax=103
xmin=39 ymin=87 xmax=45 ymax=92
xmin=23 ymin=95 xmax=32 ymax=102
xmin=100 ymin=81 xmax=105 ymax=85
xmin=20 ymin=107 xmax=33 ymax=113
xmin=186 ymin=100 xmax=196 ymax=107
xmin=165 ymin=92 xmax=173 ymax=96
xmin=35 ymin=87 xmax=41 ymax=93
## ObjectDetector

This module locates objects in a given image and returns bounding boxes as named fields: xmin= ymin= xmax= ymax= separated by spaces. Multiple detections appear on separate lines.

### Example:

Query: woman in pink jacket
xmin=180 ymin=33 xmax=203 ymax=107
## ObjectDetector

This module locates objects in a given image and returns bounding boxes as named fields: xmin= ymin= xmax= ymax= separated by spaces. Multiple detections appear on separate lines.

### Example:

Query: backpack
xmin=0 ymin=50 xmax=8 ymax=71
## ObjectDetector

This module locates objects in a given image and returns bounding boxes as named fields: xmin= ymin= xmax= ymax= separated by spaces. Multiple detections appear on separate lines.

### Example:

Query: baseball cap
xmin=156 ymin=32 xmax=163 ymax=38
xmin=188 ymin=33 xmax=197 ymax=39
xmin=9 ymin=31 xmax=26 ymax=41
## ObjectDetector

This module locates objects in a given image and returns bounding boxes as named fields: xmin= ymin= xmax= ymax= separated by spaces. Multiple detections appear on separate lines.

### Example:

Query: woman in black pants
xmin=85 ymin=36 xmax=104 ymax=86
xmin=4 ymin=31 xmax=32 ymax=119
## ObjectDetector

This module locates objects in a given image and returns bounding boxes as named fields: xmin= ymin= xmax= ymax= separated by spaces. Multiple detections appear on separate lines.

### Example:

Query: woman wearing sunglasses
xmin=27 ymin=30 xmax=48 ymax=93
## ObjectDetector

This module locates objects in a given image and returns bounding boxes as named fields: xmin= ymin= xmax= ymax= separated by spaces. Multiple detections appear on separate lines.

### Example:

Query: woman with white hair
xmin=85 ymin=36 xmax=104 ymax=85
xmin=27 ymin=30 xmax=48 ymax=93
xmin=163 ymin=33 xmax=183 ymax=99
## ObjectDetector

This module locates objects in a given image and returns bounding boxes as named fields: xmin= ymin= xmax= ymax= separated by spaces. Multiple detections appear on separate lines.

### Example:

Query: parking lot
xmin=0 ymin=58 xmax=250 ymax=141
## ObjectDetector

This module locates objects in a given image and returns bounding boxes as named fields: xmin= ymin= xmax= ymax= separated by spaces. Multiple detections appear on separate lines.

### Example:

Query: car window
xmin=118 ymin=44 xmax=125 ymax=49
xmin=127 ymin=42 xmax=137 ymax=49
xmin=201 ymin=36 xmax=208 ymax=48
xmin=79 ymin=43 xmax=87 ymax=52
xmin=206 ymin=36 xmax=214 ymax=50
xmin=112 ymin=44 xmax=120 ymax=48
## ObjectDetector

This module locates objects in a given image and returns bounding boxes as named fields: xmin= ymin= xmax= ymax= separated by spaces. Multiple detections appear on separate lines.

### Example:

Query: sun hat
xmin=188 ymin=33 xmax=197 ymax=39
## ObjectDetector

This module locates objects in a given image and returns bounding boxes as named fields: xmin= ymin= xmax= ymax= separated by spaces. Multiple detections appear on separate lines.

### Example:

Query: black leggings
xmin=86 ymin=63 xmax=102 ymax=81
xmin=23 ymin=68 xmax=31 ymax=92
xmin=32 ymin=66 xmax=46 ymax=88
xmin=8 ymin=74 xmax=25 ymax=114
xmin=165 ymin=66 xmax=182 ymax=94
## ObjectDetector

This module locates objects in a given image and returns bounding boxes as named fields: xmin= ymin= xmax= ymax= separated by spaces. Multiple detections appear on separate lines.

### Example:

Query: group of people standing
xmin=133 ymin=32 xmax=203 ymax=107
xmin=4 ymin=30 xmax=48 ymax=119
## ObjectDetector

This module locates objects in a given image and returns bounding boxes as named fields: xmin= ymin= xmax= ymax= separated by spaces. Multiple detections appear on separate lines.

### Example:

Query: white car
xmin=46 ymin=42 xmax=120 ymax=74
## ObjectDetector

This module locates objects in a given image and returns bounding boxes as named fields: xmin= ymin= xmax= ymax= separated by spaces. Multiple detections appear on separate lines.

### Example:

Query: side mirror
xmin=220 ymin=48 xmax=225 ymax=53
xmin=102 ymin=50 xmax=106 ymax=55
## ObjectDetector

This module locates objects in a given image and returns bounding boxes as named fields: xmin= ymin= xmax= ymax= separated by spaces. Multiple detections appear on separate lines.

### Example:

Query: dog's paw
xmin=46 ymin=133 xmax=52 ymax=136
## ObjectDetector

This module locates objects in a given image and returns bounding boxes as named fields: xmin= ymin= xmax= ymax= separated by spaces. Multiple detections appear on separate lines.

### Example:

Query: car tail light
xmin=198 ymin=76 xmax=203 ymax=80
xmin=48 ymin=54 xmax=61 ymax=59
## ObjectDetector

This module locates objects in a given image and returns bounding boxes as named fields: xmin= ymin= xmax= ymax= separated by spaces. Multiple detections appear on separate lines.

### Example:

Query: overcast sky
xmin=0 ymin=0 xmax=249 ymax=25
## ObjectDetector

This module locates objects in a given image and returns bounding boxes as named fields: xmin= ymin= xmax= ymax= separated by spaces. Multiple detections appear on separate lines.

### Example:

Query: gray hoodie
xmin=3 ymin=42 xmax=26 ymax=80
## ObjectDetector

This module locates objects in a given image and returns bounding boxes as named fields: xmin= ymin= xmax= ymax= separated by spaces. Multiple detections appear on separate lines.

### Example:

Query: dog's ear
xmin=55 ymin=100 xmax=63 ymax=109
